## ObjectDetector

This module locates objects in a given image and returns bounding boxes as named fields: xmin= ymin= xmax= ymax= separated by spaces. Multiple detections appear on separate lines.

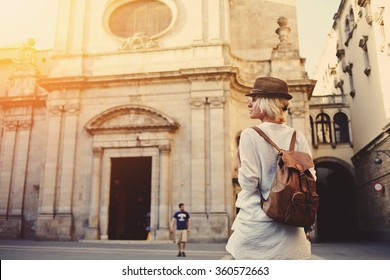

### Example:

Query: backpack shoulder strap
xmin=251 ymin=127 xmax=281 ymax=152
xmin=289 ymin=131 xmax=297 ymax=151
xmin=252 ymin=127 xmax=297 ymax=153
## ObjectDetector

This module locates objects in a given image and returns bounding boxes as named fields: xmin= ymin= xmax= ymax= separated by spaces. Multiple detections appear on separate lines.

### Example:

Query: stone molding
xmin=85 ymin=105 xmax=180 ymax=134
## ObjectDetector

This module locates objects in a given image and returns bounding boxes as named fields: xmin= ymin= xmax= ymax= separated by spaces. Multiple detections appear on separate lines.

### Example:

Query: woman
xmin=226 ymin=76 xmax=316 ymax=260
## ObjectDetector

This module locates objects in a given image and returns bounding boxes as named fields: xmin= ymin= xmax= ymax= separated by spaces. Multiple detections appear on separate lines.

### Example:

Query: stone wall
xmin=352 ymin=129 xmax=390 ymax=241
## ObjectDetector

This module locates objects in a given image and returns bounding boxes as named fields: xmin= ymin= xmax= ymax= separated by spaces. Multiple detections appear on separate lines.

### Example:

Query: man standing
xmin=170 ymin=203 xmax=190 ymax=257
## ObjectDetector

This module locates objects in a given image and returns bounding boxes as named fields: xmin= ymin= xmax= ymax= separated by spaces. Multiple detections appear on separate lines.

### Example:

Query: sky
xmin=0 ymin=0 xmax=341 ymax=78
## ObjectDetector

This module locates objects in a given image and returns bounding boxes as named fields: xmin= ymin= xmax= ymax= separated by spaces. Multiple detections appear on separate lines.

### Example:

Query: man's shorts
xmin=175 ymin=229 xmax=188 ymax=243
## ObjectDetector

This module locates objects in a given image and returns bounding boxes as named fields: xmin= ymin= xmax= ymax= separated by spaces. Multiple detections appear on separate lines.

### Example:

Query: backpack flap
xmin=281 ymin=150 xmax=314 ymax=171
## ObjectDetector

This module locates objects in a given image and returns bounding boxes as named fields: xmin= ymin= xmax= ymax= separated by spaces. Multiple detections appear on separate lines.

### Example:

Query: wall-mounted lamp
xmin=374 ymin=150 xmax=390 ymax=165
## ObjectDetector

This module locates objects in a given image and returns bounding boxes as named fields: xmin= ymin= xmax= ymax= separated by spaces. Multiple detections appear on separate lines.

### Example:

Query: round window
xmin=108 ymin=0 xmax=173 ymax=38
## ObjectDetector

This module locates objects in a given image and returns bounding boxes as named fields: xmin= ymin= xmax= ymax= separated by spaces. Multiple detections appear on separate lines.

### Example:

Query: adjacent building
xmin=311 ymin=0 xmax=390 ymax=241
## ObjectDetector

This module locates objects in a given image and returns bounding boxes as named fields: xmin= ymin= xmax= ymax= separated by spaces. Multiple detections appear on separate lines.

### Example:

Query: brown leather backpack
xmin=252 ymin=127 xmax=319 ymax=227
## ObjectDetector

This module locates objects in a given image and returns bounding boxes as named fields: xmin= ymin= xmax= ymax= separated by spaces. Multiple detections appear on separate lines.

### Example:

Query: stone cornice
xmin=39 ymin=67 xmax=238 ymax=91
xmin=0 ymin=95 xmax=46 ymax=108
xmin=288 ymin=79 xmax=317 ymax=100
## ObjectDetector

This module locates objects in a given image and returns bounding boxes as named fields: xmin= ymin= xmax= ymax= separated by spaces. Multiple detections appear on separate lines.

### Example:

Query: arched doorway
xmin=84 ymin=105 xmax=180 ymax=240
xmin=315 ymin=158 xmax=359 ymax=242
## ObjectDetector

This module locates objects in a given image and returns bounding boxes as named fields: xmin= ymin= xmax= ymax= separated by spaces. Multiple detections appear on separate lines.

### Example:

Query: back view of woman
xmin=226 ymin=76 xmax=316 ymax=260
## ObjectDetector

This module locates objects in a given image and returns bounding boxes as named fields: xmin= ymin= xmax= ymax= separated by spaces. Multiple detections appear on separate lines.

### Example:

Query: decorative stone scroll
xmin=119 ymin=33 xmax=158 ymax=50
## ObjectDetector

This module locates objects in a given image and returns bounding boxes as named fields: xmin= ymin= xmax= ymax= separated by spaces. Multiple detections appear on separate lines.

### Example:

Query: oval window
xmin=109 ymin=0 xmax=172 ymax=38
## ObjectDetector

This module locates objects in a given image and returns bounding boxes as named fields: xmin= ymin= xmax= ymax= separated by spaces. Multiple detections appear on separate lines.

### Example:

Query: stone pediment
xmin=85 ymin=105 xmax=180 ymax=134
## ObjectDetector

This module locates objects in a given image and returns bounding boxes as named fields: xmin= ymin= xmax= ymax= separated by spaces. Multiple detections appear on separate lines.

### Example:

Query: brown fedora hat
xmin=245 ymin=76 xmax=292 ymax=100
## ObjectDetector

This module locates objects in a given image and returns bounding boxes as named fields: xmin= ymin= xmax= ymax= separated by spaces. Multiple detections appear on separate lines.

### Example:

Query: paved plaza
xmin=1 ymin=239 xmax=390 ymax=260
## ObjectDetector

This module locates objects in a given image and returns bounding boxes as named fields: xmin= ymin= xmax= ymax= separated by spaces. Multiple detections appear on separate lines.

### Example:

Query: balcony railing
xmin=310 ymin=94 xmax=347 ymax=106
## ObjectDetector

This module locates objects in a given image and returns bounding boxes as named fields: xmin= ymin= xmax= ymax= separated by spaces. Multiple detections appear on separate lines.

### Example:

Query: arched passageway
xmin=315 ymin=159 xmax=360 ymax=242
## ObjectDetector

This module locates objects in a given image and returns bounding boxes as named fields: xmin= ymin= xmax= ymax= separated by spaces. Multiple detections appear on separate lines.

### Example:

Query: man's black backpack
xmin=252 ymin=127 xmax=319 ymax=227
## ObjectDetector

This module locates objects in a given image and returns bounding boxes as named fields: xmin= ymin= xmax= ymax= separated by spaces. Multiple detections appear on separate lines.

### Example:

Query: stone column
xmin=0 ymin=117 xmax=32 ymax=238
xmin=0 ymin=120 xmax=18 ymax=218
xmin=57 ymin=104 xmax=79 ymax=214
xmin=53 ymin=104 xmax=79 ymax=239
xmin=85 ymin=147 xmax=103 ymax=240
xmin=209 ymin=96 xmax=226 ymax=212
xmin=36 ymin=105 xmax=64 ymax=239
xmin=41 ymin=105 xmax=63 ymax=214
xmin=157 ymin=144 xmax=171 ymax=239
xmin=190 ymin=97 xmax=207 ymax=213
xmin=99 ymin=151 xmax=109 ymax=240
xmin=9 ymin=119 xmax=32 ymax=217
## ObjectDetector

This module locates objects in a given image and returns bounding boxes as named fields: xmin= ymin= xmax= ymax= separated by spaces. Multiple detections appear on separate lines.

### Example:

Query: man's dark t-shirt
xmin=173 ymin=211 xmax=190 ymax=230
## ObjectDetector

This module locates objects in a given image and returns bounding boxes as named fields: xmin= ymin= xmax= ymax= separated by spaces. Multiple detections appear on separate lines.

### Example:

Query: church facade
xmin=0 ymin=0 xmax=314 ymax=241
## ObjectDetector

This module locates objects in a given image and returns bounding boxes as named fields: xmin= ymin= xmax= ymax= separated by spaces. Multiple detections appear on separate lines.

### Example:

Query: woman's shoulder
xmin=240 ymin=127 xmax=259 ymax=137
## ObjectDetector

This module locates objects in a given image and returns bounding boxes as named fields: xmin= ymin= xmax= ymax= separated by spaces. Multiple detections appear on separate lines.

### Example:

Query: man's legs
xmin=180 ymin=230 xmax=188 ymax=257
xmin=175 ymin=230 xmax=188 ymax=257
xmin=176 ymin=230 xmax=183 ymax=256
xmin=181 ymin=242 xmax=187 ymax=257
xmin=177 ymin=242 xmax=182 ymax=256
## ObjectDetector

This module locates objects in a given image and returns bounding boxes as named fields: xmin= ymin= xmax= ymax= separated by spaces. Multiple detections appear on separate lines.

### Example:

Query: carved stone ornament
xmin=48 ymin=105 xmax=65 ymax=116
xmin=19 ymin=120 xmax=32 ymax=129
xmin=85 ymin=105 xmax=180 ymax=134
xmin=276 ymin=17 xmax=291 ymax=44
xmin=9 ymin=41 xmax=38 ymax=96
xmin=209 ymin=96 xmax=225 ymax=107
xmin=4 ymin=119 xmax=32 ymax=130
xmin=273 ymin=16 xmax=298 ymax=58
xmin=119 ymin=33 xmax=158 ymax=50
xmin=4 ymin=120 xmax=19 ymax=130
xmin=190 ymin=97 xmax=207 ymax=108
xmin=65 ymin=104 xmax=80 ymax=115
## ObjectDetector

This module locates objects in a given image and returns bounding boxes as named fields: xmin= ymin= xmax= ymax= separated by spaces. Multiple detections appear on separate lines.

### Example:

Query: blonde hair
xmin=255 ymin=97 xmax=290 ymax=123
